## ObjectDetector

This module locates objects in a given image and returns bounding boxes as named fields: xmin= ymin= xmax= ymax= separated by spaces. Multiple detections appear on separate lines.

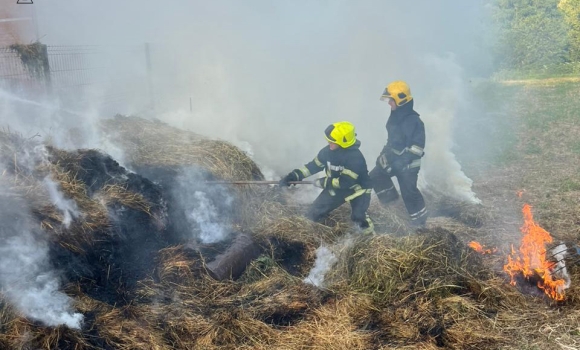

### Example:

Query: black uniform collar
xmin=390 ymin=100 xmax=418 ymax=117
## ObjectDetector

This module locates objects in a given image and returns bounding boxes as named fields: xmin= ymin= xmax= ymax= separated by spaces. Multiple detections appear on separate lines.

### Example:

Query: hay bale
xmin=100 ymin=115 xmax=263 ymax=181
xmin=238 ymin=270 xmax=324 ymax=326
xmin=0 ymin=292 xmax=91 ymax=350
xmin=155 ymin=245 xmax=203 ymax=283
xmin=94 ymin=307 xmax=169 ymax=350
xmin=272 ymin=294 xmax=376 ymax=350
xmin=329 ymin=229 xmax=489 ymax=304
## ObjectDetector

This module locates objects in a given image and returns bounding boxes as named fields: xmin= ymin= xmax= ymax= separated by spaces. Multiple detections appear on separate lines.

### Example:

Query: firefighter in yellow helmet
xmin=370 ymin=81 xmax=428 ymax=227
xmin=279 ymin=121 xmax=374 ymax=234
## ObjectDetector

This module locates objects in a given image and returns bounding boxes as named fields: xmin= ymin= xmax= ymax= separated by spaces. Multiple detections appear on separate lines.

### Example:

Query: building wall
xmin=0 ymin=0 xmax=36 ymax=46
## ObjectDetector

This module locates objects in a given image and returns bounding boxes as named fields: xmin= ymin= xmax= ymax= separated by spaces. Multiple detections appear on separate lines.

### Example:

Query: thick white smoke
xmin=418 ymin=54 xmax=482 ymax=204
xmin=174 ymin=168 xmax=234 ymax=244
xmin=0 ymin=142 xmax=83 ymax=328
xmin=0 ymin=227 xmax=84 ymax=329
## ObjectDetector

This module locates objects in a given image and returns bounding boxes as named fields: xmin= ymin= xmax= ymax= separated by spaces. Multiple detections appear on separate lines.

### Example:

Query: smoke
xmin=188 ymin=191 xmax=231 ymax=244
xmin=0 ymin=162 xmax=83 ymax=328
xmin=173 ymin=168 xmax=234 ymax=244
xmin=0 ymin=225 xmax=84 ymax=329
xmin=43 ymin=176 xmax=81 ymax=228
xmin=418 ymin=54 xmax=482 ymax=204
xmin=304 ymin=245 xmax=338 ymax=288
xmin=304 ymin=234 xmax=355 ymax=288
xmin=21 ymin=2 xmax=490 ymax=203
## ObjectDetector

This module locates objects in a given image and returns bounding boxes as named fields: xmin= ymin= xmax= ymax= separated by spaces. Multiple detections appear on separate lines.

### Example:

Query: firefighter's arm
xmin=405 ymin=117 xmax=425 ymax=159
xmin=291 ymin=147 xmax=328 ymax=181
xmin=280 ymin=148 xmax=327 ymax=186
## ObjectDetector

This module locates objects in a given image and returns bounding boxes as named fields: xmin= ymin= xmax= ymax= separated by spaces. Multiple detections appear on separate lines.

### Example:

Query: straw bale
xmin=329 ymin=229 xmax=489 ymax=305
xmin=238 ymin=270 xmax=324 ymax=325
xmin=94 ymin=307 xmax=169 ymax=350
xmin=369 ymin=294 xmax=507 ymax=349
xmin=250 ymin=199 xmax=346 ymax=244
xmin=100 ymin=115 xmax=263 ymax=181
xmin=155 ymin=245 xmax=203 ymax=283
xmin=0 ymin=316 xmax=90 ymax=350
xmin=272 ymin=294 xmax=376 ymax=350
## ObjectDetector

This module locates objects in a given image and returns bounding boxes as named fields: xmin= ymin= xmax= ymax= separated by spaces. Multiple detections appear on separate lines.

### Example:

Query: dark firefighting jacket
xmin=381 ymin=100 xmax=425 ymax=172
xmin=293 ymin=140 xmax=372 ymax=200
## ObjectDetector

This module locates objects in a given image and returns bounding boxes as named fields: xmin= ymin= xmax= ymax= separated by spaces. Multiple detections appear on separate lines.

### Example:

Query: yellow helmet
xmin=380 ymin=81 xmax=413 ymax=106
xmin=324 ymin=121 xmax=356 ymax=148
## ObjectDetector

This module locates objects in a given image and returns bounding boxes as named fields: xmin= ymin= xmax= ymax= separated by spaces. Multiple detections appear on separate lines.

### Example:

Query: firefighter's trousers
xmin=369 ymin=166 xmax=427 ymax=225
xmin=307 ymin=189 xmax=374 ymax=234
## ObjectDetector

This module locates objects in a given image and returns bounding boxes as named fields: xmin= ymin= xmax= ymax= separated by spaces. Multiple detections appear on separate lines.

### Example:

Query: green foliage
xmin=559 ymin=0 xmax=580 ymax=61
xmin=490 ymin=0 xmax=570 ymax=70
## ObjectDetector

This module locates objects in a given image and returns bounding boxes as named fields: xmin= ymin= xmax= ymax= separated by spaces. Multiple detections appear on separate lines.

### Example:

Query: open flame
xmin=468 ymin=241 xmax=497 ymax=254
xmin=503 ymin=204 xmax=568 ymax=301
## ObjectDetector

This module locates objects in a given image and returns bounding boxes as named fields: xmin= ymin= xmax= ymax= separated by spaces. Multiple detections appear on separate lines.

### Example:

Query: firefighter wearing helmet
xmin=370 ymin=81 xmax=428 ymax=227
xmin=279 ymin=121 xmax=374 ymax=234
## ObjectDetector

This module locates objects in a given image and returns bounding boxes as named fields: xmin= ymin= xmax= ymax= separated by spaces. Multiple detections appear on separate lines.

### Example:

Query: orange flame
xmin=503 ymin=204 xmax=566 ymax=301
xmin=468 ymin=241 xmax=497 ymax=254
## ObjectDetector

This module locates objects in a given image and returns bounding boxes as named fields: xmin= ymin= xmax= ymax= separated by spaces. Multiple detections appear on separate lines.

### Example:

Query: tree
xmin=558 ymin=0 xmax=580 ymax=61
xmin=491 ymin=0 xmax=569 ymax=69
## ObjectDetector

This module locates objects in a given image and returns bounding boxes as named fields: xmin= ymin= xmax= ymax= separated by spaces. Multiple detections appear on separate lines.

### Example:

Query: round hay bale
xmin=100 ymin=115 xmax=263 ymax=181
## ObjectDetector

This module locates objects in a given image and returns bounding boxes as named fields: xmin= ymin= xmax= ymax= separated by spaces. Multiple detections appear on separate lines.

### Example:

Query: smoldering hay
xmin=0 ymin=115 xmax=577 ymax=350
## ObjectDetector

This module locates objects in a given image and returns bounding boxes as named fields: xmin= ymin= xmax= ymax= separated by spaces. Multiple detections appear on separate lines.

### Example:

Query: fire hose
xmin=205 ymin=180 xmax=314 ymax=185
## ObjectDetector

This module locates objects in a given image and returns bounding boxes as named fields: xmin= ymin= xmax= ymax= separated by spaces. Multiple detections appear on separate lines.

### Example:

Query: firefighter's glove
xmin=376 ymin=153 xmax=389 ymax=170
xmin=279 ymin=171 xmax=299 ymax=187
xmin=313 ymin=177 xmax=327 ymax=189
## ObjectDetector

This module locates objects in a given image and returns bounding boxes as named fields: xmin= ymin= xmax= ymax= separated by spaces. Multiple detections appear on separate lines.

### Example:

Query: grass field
xmin=454 ymin=77 xmax=580 ymax=349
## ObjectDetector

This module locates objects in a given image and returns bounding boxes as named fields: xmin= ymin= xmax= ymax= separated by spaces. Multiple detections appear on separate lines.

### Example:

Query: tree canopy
xmin=491 ymin=0 xmax=578 ymax=70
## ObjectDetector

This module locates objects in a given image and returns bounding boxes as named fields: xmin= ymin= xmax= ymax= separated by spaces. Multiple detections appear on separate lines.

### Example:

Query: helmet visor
xmin=324 ymin=124 xmax=337 ymax=143
xmin=380 ymin=88 xmax=392 ymax=102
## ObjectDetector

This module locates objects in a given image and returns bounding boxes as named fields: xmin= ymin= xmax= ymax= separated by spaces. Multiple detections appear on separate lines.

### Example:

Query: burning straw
xmin=503 ymin=204 xmax=570 ymax=301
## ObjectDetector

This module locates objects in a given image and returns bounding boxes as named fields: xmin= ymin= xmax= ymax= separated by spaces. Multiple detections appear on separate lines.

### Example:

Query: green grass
xmin=523 ymin=142 xmax=542 ymax=155
xmin=571 ymin=141 xmax=580 ymax=154
xmin=559 ymin=178 xmax=580 ymax=192
xmin=493 ymin=62 xmax=580 ymax=80
xmin=520 ymin=82 xmax=580 ymax=131
xmin=464 ymin=81 xmax=521 ymax=166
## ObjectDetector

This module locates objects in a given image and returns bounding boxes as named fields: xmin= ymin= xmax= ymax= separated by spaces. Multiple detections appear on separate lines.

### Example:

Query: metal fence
xmin=0 ymin=43 xmax=153 ymax=116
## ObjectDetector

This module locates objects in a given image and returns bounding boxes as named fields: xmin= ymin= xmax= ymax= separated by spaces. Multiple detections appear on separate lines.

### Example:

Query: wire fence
xmin=0 ymin=43 xmax=153 ymax=115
